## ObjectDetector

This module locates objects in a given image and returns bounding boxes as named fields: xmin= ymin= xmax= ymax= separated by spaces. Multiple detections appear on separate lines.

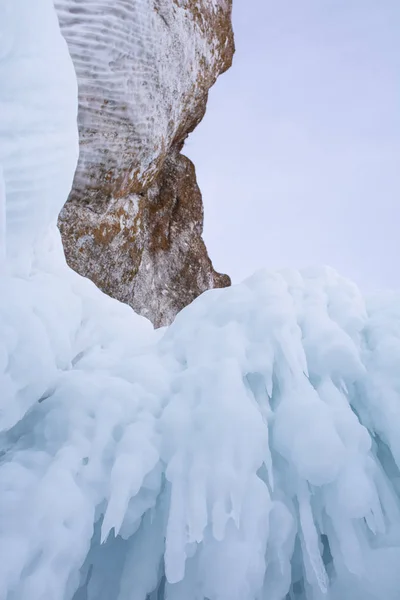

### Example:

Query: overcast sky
xmin=186 ymin=0 xmax=400 ymax=291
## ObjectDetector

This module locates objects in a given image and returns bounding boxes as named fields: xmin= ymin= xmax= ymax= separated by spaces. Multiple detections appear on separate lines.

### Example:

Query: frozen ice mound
xmin=4 ymin=260 xmax=400 ymax=600
xmin=2 ymin=2 xmax=400 ymax=600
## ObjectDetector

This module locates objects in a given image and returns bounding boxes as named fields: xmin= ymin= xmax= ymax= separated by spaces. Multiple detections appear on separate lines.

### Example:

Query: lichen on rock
xmin=55 ymin=0 xmax=234 ymax=326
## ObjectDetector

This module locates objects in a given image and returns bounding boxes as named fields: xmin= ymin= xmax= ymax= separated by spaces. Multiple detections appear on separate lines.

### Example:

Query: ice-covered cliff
xmin=3 ymin=2 xmax=400 ymax=600
xmin=54 ymin=0 xmax=233 ymax=327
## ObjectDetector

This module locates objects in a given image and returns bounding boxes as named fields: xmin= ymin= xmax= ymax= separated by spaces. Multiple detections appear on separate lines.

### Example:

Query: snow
xmin=2 ymin=2 xmax=400 ymax=600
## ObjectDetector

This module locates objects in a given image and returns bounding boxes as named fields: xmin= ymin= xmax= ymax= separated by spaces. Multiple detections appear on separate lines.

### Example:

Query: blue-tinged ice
xmin=2 ymin=2 xmax=400 ymax=600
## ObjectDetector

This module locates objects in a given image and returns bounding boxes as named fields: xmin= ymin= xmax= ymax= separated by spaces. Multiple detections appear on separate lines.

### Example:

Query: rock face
xmin=55 ymin=0 xmax=234 ymax=327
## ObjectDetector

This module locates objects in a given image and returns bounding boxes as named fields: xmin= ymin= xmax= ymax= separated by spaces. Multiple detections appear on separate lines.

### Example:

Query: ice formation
xmin=54 ymin=0 xmax=232 ymax=196
xmin=2 ymin=2 xmax=400 ymax=600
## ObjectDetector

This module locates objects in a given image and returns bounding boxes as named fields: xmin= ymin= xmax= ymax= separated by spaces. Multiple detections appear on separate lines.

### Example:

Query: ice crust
xmin=2 ymin=2 xmax=400 ymax=600
xmin=54 ymin=0 xmax=228 ymax=197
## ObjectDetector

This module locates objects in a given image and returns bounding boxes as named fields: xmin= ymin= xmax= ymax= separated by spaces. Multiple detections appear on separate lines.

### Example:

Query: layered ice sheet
xmin=0 ymin=0 xmax=78 ymax=268
xmin=2 ymin=2 xmax=400 ymax=600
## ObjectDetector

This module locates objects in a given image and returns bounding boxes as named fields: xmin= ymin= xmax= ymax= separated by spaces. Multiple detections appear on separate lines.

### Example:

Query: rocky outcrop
xmin=55 ymin=0 xmax=234 ymax=327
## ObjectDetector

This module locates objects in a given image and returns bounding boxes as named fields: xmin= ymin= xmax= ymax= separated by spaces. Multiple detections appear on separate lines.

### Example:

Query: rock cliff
xmin=55 ymin=0 xmax=234 ymax=327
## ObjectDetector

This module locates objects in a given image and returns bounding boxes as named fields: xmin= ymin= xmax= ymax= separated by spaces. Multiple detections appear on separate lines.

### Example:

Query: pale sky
xmin=186 ymin=0 xmax=400 ymax=292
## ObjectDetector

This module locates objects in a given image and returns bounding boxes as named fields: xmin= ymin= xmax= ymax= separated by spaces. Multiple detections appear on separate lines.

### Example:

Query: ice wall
xmin=2 ymin=2 xmax=400 ymax=600
xmin=0 ymin=0 xmax=78 ymax=269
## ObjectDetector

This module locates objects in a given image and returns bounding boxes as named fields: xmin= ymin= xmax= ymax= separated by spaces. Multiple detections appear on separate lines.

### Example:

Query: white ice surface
xmin=0 ymin=0 xmax=78 ymax=269
xmin=2 ymin=2 xmax=400 ymax=600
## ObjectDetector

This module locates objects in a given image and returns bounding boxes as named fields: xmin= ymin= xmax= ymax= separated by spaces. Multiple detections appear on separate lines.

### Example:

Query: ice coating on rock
xmin=54 ymin=0 xmax=233 ymax=200
xmin=2 ymin=2 xmax=400 ymax=600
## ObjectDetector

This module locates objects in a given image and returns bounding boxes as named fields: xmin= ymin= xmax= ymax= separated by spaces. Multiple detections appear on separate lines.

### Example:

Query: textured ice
xmin=2 ymin=2 xmax=400 ymax=600
xmin=0 ymin=0 xmax=78 ymax=268
xmin=54 ymin=0 xmax=229 ymax=197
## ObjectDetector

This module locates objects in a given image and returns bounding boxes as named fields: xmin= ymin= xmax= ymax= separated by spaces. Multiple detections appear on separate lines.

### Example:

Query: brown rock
xmin=55 ymin=0 xmax=234 ymax=326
